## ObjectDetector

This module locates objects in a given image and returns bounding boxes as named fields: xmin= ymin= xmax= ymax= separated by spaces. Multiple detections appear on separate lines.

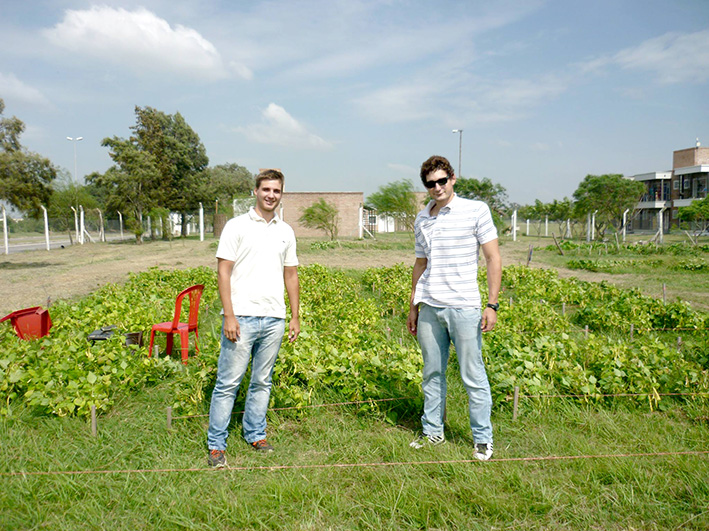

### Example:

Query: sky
xmin=1 ymin=0 xmax=708 ymax=205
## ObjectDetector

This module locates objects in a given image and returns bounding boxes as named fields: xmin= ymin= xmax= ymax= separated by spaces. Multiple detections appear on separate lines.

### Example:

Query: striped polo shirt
xmin=413 ymin=194 xmax=498 ymax=309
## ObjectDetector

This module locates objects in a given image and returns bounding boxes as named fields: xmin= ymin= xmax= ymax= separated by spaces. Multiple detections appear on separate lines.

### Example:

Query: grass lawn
xmin=2 ymin=376 xmax=708 ymax=530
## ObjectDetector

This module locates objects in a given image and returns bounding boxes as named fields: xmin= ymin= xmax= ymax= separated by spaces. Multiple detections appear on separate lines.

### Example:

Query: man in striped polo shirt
xmin=406 ymin=155 xmax=502 ymax=461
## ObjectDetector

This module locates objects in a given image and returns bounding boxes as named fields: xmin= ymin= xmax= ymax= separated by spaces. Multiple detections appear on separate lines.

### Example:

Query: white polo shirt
xmin=216 ymin=207 xmax=298 ymax=319
xmin=413 ymin=195 xmax=497 ymax=309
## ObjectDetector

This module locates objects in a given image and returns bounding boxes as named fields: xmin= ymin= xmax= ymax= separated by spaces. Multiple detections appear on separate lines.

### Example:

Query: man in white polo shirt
xmin=207 ymin=169 xmax=300 ymax=468
xmin=406 ymin=155 xmax=501 ymax=461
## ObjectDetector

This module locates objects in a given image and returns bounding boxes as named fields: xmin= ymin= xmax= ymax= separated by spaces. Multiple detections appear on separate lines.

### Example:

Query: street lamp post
xmin=451 ymin=129 xmax=463 ymax=177
xmin=66 ymin=136 xmax=83 ymax=183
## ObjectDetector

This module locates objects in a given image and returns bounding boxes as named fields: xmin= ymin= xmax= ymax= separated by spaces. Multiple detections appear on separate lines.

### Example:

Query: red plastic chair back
xmin=0 ymin=306 xmax=53 ymax=340
xmin=172 ymin=284 xmax=204 ymax=331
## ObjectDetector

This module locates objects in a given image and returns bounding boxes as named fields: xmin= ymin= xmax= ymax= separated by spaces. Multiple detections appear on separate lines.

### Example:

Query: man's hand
xmin=223 ymin=314 xmax=240 ymax=342
xmin=407 ymin=306 xmax=419 ymax=336
xmin=481 ymin=307 xmax=497 ymax=333
xmin=288 ymin=317 xmax=300 ymax=343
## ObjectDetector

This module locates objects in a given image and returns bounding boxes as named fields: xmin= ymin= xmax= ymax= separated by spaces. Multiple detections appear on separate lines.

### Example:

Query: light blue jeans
xmin=416 ymin=304 xmax=493 ymax=444
xmin=208 ymin=316 xmax=285 ymax=450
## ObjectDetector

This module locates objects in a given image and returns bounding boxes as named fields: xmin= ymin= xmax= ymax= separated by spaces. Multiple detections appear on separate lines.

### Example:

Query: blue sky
xmin=1 ymin=0 xmax=708 ymax=205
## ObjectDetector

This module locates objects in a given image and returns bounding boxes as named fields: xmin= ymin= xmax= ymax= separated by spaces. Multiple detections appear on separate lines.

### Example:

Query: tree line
xmin=1 ymin=100 xmax=253 ymax=243
xmin=2 ymin=98 xmax=708 ymax=242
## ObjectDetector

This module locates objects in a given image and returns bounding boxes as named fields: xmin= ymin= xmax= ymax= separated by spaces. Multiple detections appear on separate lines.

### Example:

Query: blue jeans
xmin=417 ymin=304 xmax=493 ymax=444
xmin=207 ymin=316 xmax=285 ymax=450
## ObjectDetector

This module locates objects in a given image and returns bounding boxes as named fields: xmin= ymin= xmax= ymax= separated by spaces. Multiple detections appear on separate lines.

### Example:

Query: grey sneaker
xmin=251 ymin=439 xmax=275 ymax=452
xmin=474 ymin=442 xmax=493 ymax=461
xmin=409 ymin=433 xmax=446 ymax=449
xmin=208 ymin=449 xmax=227 ymax=468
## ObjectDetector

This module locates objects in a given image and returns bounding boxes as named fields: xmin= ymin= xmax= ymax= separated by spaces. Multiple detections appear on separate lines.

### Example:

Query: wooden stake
xmin=512 ymin=386 xmax=520 ymax=421
xmin=551 ymin=233 xmax=564 ymax=256
xmin=91 ymin=405 xmax=97 ymax=437
xmin=561 ymin=302 xmax=566 ymax=316
xmin=584 ymin=325 xmax=589 ymax=339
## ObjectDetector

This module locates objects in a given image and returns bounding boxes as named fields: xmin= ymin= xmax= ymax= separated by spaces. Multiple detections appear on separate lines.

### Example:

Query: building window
xmin=683 ymin=178 xmax=690 ymax=189
xmin=673 ymin=180 xmax=679 ymax=190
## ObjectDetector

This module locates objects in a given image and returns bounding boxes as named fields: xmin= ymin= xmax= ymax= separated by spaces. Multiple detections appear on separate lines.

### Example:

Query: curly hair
xmin=255 ymin=169 xmax=285 ymax=190
xmin=419 ymin=155 xmax=454 ymax=185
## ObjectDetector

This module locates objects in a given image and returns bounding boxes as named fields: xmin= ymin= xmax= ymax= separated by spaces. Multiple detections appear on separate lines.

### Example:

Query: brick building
xmin=280 ymin=192 xmax=365 ymax=238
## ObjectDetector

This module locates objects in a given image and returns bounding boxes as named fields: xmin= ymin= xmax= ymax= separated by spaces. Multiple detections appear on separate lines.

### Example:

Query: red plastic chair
xmin=148 ymin=284 xmax=204 ymax=365
xmin=0 ymin=306 xmax=52 ymax=340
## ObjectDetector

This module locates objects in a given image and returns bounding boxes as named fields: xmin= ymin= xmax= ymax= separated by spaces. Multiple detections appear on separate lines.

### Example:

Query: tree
xmin=47 ymin=171 xmax=100 ymax=232
xmin=455 ymin=176 xmax=508 ymax=228
xmin=196 ymin=163 xmax=254 ymax=213
xmin=91 ymin=106 xmax=209 ymax=241
xmin=0 ymin=99 xmax=57 ymax=217
xmin=299 ymin=198 xmax=339 ymax=240
xmin=88 ymin=138 xmax=161 ymax=243
xmin=365 ymin=179 xmax=419 ymax=232
xmin=130 ymin=107 xmax=209 ymax=235
xmin=678 ymin=196 xmax=709 ymax=237
xmin=573 ymin=174 xmax=644 ymax=239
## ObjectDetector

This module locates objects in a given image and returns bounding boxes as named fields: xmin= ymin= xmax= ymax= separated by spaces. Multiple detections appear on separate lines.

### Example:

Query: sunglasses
xmin=424 ymin=176 xmax=450 ymax=189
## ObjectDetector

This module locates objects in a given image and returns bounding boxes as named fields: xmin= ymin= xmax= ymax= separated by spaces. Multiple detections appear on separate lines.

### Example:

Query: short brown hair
xmin=420 ymin=155 xmax=454 ymax=185
xmin=255 ymin=169 xmax=285 ymax=190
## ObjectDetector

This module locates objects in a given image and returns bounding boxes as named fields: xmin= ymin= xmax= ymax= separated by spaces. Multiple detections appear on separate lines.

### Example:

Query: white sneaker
xmin=474 ymin=442 xmax=493 ymax=461
xmin=409 ymin=434 xmax=446 ymax=449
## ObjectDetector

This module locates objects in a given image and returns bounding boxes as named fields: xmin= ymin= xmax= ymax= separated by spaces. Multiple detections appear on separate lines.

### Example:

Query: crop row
xmin=1 ymin=264 xmax=707 ymax=419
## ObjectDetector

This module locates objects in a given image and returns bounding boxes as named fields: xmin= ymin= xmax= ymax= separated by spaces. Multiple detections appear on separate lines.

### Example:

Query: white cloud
xmin=43 ymin=6 xmax=251 ymax=81
xmin=236 ymin=103 xmax=333 ymax=150
xmin=578 ymin=29 xmax=709 ymax=85
xmin=0 ymin=73 xmax=51 ymax=106
xmin=612 ymin=29 xmax=709 ymax=84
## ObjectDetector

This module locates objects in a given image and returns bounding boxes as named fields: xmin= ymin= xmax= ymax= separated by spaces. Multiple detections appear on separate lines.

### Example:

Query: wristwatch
xmin=486 ymin=302 xmax=499 ymax=312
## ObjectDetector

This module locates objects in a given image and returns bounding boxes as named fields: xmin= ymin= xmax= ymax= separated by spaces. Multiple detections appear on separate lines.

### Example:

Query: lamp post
xmin=451 ymin=129 xmax=463 ymax=177
xmin=66 ymin=136 xmax=83 ymax=183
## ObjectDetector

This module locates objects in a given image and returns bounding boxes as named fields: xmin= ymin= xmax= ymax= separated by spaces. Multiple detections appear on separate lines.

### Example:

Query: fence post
xmin=2 ymin=205 xmax=9 ymax=255
xmin=512 ymin=386 xmax=520 ymax=421
xmin=561 ymin=302 xmax=566 ymax=316
xmin=545 ymin=216 xmax=548 ymax=237
xmin=91 ymin=405 xmax=97 ymax=436
xmin=677 ymin=336 xmax=682 ymax=352
xmin=41 ymin=205 xmax=50 ymax=251
xmin=117 ymin=211 xmax=124 ymax=240
xmin=584 ymin=325 xmax=589 ymax=339
xmin=199 ymin=202 xmax=204 ymax=242
xmin=79 ymin=205 xmax=85 ymax=244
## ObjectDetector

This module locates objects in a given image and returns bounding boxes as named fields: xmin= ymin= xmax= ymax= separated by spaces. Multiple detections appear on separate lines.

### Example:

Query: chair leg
xmin=165 ymin=333 xmax=174 ymax=356
xmin=179 ymin=330 xmax=189 ymax=365
xmin=148 ymin=330 xmax=156 ymax=358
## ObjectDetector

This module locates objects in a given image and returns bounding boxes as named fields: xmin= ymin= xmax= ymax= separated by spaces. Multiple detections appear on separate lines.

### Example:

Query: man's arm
xmin=283 ymin=265 xmax=300 ymax=343
xmin=406 ymin=257 xmax=428 ymax=336
xmin=217 ymin=258 xmax=240 ymax=342
xmin=480 ymin=239 xmax=502 ymax=332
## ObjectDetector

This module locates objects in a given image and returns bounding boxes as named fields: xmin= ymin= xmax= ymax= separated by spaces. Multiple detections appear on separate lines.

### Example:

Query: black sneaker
xmin=409 ymin=433 xmax=446 ymax=449
xmin=208 ymin=449 xmax=227 ymax=468
xmin=251 ymin=439 xmax=274 ymax=452
xmin=474 ymin=442 xmax=493 ymax=461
